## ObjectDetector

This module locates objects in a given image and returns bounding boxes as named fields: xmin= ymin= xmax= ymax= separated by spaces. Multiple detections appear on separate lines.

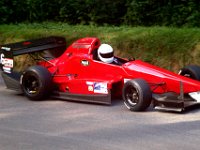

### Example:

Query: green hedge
xmin=1 ymin=23 xmax=200 ymax=72
xmin=1 ymin=0 xmax=200 ymax=27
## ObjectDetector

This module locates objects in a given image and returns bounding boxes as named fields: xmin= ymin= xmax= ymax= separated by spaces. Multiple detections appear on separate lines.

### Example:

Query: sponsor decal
xmin=88 ymin=85 xmax=94 ymax=91
xmin=1 ymin=47 xmax=11 ymax=51
xmin=0 ymin=53 xmax=13 ymax=73
xmin=94 ymin=82 xmax=108 ymax=94
xmin=1 ymin=58 xmax=13 ymax=68
xmin=81 ymin=60 xmax=89 ymax=66
xmin=23 ymin=41 xmax=32 ymax=45
xmin=3 ymin=66 xmax=11 ymax=73
xmin=86 ymin=81 xmax=94 ymax=92
xmin=189 ymin=92 xmax=200 ymax=102
xmin=86 ymin=81 xmax=93 ymax=85
xmin=86 ymin=81 xmax=108 ymax=94
xmin=0 ymin=53 xmax=4 ymax=64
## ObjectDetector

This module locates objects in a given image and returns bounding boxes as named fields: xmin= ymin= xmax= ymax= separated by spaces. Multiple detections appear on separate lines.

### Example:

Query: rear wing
xmin=0 ymin=36 xmax=66 ymax=73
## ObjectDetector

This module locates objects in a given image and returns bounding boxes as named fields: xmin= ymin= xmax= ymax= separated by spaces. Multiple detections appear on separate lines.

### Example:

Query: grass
xmin=1 ymin=22 xmax=200 ymax=72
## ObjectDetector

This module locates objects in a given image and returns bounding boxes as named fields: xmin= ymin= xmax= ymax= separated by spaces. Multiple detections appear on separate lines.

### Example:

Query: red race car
xmin=1 ymin=36 xmax=200 ymax=112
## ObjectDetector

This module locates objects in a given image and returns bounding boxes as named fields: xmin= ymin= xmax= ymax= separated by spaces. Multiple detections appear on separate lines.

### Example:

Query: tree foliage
xmin=0 ymin=0 xmax=200 ymax=27
xmin=125 ymin=0 xmax=200 ymax=27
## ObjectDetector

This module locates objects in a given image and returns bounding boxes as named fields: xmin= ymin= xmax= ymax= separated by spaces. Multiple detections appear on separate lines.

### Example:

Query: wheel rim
xmin=125 ymin=85 xmax=139 ymax=107
xmin=23 ymin=74 xmax=40 ymax=95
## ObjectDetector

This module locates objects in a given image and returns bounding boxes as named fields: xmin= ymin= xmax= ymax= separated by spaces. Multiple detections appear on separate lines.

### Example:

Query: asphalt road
xmin=1 ymin=75 xmax=200 ymax=150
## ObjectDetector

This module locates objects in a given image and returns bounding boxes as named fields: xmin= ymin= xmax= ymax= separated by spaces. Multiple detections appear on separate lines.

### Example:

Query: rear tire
xmin=179 ymin=65 xmax=200 ymax=81
xmin=123 ymin=78 xmax=152 ymax=111
xmin=21 ymin=65 xmax=52 ymax=100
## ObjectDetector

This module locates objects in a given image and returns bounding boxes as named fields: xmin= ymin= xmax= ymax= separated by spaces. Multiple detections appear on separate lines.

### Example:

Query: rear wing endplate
xmin=0 ymin=36 xmax=66 ymax=73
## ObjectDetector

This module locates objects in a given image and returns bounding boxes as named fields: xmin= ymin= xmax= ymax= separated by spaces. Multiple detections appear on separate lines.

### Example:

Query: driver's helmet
xmin=97 ymin=44 xmax=114 ymax=63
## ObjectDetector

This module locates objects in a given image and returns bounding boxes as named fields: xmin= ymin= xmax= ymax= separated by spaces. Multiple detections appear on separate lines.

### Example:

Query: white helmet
xmin=98 ymin=44 xmax=114 ymax=63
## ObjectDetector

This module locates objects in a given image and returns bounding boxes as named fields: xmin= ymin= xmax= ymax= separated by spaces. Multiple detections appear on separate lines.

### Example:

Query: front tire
xmin=123 ymin=79 xmax=152 ymax=111
xmin=179 ymin=65 xmax=200 ymax=81
xmin=21 ymin=65 xmax=52 ymax=100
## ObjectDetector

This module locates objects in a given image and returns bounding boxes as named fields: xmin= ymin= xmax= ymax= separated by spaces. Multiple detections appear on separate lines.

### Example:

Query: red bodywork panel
xmin=38 ymin=37 xmax=200 ymax=97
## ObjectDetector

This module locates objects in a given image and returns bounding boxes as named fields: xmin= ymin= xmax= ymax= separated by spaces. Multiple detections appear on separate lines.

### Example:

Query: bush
xmin=124 ymin=0 xmax=200 ymax=27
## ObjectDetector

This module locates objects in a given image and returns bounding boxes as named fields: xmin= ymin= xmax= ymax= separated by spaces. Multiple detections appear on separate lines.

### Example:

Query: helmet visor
xmin=100 ymin=52 xmax=114 ymax=58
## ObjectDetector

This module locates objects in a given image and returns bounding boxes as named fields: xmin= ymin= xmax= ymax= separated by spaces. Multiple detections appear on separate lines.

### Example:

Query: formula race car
xmin=1 ymin=36 xmax=200 ymax=112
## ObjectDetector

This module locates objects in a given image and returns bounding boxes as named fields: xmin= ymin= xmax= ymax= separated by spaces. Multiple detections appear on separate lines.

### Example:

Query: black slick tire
xmin=123 ymin=78 xmax=152 ymax=111
xmin=179 ymin=65 xmax=200 ymax=81
xmin=21 ymin=65 xmax=52 ymax=100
